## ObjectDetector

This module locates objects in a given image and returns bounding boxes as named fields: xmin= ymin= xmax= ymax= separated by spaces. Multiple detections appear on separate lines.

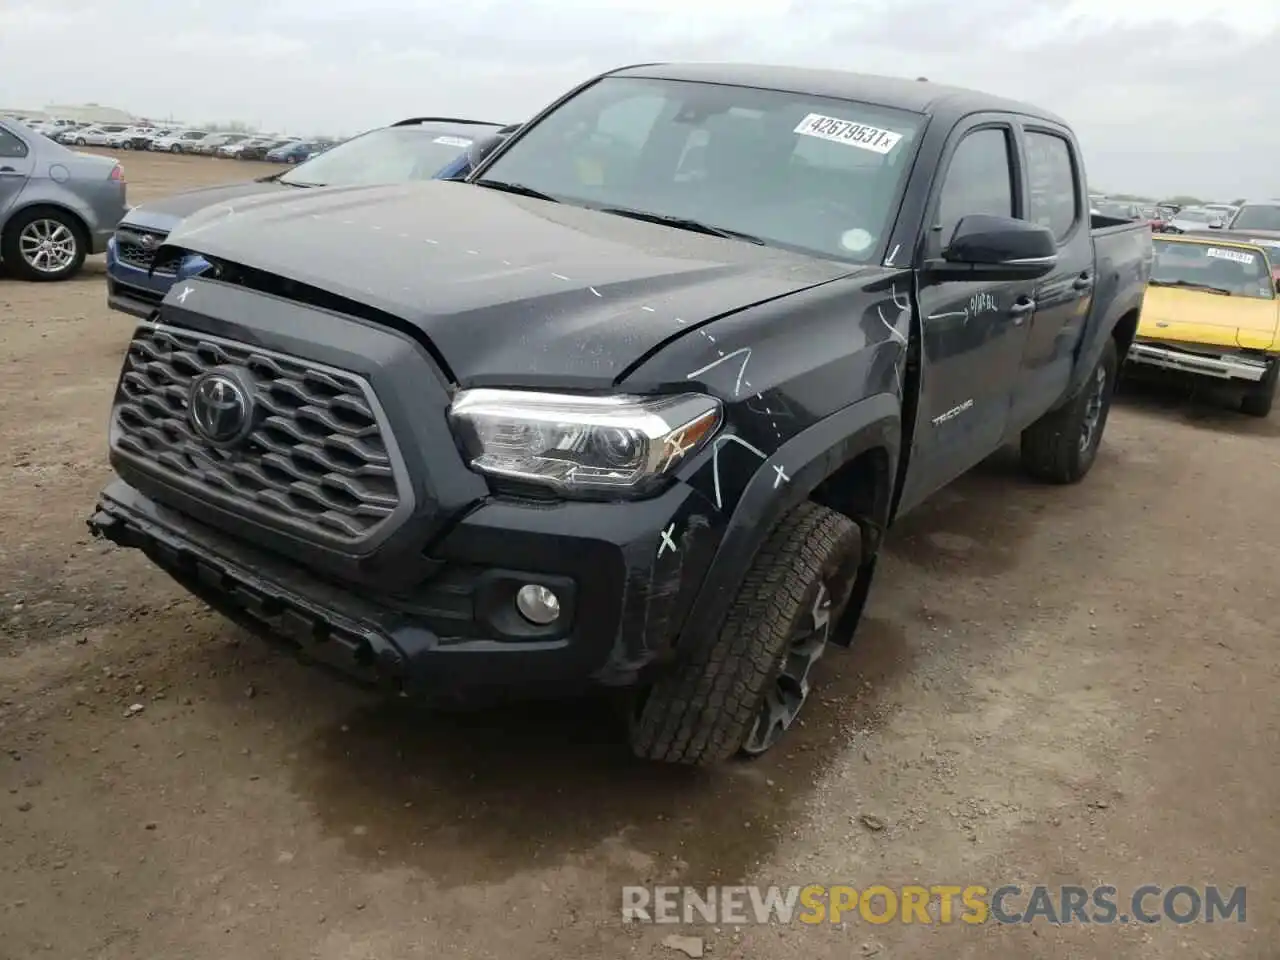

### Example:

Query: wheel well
xmin=1111 ymin=309 xmax=1140 ymax=363
xmin=2 ymin=203 xmax=90 ymax=249
xmin=808 ymin=447 xmax=891 ymax=556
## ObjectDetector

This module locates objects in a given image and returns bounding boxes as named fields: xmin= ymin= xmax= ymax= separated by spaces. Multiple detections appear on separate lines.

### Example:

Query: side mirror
xmin=467 ymin=133 xmax=508 ymax=168
xmin=931 ymin=214 xmax=1058 ymax=281
xmin=440 ymin=134 xmax=509 ymax=182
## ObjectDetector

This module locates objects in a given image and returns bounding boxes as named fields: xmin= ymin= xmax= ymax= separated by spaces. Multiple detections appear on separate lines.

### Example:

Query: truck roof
xmin=611 ymin=62 xmax=1070 ymax=127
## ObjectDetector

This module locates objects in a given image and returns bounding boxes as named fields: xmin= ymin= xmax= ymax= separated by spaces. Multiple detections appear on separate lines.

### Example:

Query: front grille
xmin=112 ymin=325 xmax=404 ymax=543
xmin=114 ymin=227 xmax=172 ymax=274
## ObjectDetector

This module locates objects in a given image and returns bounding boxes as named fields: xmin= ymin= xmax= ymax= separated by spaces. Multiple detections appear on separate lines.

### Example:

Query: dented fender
xmin=671 ymin=392 xmax=901 ymax=662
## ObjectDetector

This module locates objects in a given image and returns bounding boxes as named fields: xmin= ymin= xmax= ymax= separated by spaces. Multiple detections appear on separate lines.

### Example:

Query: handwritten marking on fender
xmin=709 ymin=434 xmax=768 ymax=511
xmin=658 ymin=522 xmax=678 ymax=558
xmin=687 ymin=347 xmax=753 ymax=398
xmin=176 ymin=286 xmax=192 ymax=304
xmin=773 ymin=464 xmax=790 ymax=488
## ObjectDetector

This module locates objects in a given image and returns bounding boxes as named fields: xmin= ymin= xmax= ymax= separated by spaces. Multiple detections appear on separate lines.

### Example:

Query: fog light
xmin=515 ymin=584 xmax=560 ymax=625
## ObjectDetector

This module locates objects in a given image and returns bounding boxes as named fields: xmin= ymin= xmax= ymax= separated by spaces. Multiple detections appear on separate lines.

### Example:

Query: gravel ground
xmin=1 ymin=151 xmax=1277 ymax=960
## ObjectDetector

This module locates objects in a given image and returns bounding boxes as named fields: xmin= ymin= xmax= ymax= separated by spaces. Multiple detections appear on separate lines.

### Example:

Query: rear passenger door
xmin=0 ymin=124 xmax=33 ymax=219
xmin=1007 ymin=124 xmax=1094 ymax=431
xmin=901 ymin=116 xmax=1038 ymax=508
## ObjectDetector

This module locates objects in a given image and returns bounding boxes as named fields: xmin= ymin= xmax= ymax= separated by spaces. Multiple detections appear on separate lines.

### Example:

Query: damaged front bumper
xmin=87 ymin=478 xmax=721 ymax=699
xmin=1127 ymin=340 xmax=1273 ymax=382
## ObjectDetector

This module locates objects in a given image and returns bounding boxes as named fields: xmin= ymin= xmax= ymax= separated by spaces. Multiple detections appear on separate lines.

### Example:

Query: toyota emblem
xmin=188 ymin=370 xmax=253 ymax=445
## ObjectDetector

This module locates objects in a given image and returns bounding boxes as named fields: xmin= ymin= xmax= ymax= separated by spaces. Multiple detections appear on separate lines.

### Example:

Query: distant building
xmin=0 ymin=108 xmax=47 ymax=121
xmin=43 ymin=103 xmax=136 ymax=124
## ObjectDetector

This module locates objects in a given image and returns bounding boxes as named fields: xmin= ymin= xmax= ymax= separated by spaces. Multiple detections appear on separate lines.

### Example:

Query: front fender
xmin=673 ymin=392 xmax=900 ymax=660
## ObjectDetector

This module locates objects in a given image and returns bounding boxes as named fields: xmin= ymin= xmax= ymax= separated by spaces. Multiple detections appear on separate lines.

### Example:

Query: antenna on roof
xmin=916 ymin=76 xmax=929 ymax=82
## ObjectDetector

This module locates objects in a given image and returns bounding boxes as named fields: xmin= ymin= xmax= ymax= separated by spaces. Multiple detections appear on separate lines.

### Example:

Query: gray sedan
xmin=0 ymin=118 xmax=127 ymax=281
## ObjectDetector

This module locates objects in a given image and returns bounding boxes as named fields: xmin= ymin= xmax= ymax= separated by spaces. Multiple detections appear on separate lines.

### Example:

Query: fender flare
xmin=675 ymin=392 xmax=900 ymax=658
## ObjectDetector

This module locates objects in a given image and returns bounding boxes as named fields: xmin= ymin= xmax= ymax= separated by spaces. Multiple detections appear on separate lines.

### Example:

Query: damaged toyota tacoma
xmin=87 ymin=64 xmax=1152 ymax=764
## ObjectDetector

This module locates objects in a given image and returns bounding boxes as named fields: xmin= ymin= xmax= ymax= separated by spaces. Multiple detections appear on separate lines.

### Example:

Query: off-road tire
xmin=1021 ymin=337 xmax=1118 ymax=483
xmin=1240 ymin=360 xmax=1278 ymax=418
xmin=629 ymin=501 xmax=861 ymax=766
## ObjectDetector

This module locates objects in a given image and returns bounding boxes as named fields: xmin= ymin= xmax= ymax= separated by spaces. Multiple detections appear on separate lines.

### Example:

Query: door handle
xmin=1072 ymin=273 xmax=1093 ymax=291
xmin=1009 ymin=297 xmax=1036 ymax=324
xmin=0 ymin=166 xmax=18 ymax=174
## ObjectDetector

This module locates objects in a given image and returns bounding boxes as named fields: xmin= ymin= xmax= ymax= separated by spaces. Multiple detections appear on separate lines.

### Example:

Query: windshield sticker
xmin=839 ymin=228 xmax=874 ymax=253
xmin=433 ymin=135 xmax=473 ymax=148
xmin=1206 ymin=247 xmax=1256 ymax=265
xmin=793 ymin=114 xmax=903 ymax=154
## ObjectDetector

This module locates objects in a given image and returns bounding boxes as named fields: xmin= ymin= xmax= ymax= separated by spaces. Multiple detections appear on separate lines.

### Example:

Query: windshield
xmin=1151 ymin=239 xmax=1274 ymax=298
xmin=279 ymin=126 xmax=483 ymax=186
xmin=477 ymin=76 xmax=925 ymax=262
xmin=1231 ymin=204 xmax=1280 ymax=231
xmin=1176 ymin=208 xmax=1218 ymax=223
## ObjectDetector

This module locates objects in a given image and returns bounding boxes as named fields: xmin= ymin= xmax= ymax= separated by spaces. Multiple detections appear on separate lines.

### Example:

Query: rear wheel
xmin=1240 ymin=360 xmax=1279 ymax=418
xmin=2 ymin=207 xmax=86 ymax=282
xmin=170 ymin=144 xmax=181 ymax=154
xmin=1021 ymin=338 xmax=1118 ymax=483
xmin=629 ymin=501 xmax=862 ymax=765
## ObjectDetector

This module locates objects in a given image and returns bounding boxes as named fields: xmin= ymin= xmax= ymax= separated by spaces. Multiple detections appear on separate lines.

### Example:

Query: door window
xmin=1024 ymin=131 xmax=1079 ymax=241
xmin=936 ymin=127 xmax=1014 ymax=245
xmin=0 ymin=128 xmax=29 ymax=158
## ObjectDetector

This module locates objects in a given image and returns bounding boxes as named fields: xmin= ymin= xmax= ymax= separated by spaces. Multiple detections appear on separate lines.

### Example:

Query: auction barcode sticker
xmin=1206 ymin=247 xmax=1255 ymax=265
xmin=433 ymin=136 xmax=473 ymax=148
xmin=793 ymin=114 xmax=903 ymax=155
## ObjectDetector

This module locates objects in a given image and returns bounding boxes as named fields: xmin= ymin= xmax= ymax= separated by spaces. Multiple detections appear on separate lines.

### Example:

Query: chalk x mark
xmin=176 ymin=285 xmax=192 ymax=304
xmin=661 ymin=429 xmax=693 ymax=471
xmin=687 ymin=346 xmax=752 ymax=397
xmin=658 ymin=522 xmax=678 ymax=558
xmin=772 ymin=464 xmax=790 ymax=488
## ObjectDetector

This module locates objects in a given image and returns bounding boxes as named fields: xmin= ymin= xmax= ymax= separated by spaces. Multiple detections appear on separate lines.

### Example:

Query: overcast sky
xmin=2 ymin=0 xmax=1276 ymax=198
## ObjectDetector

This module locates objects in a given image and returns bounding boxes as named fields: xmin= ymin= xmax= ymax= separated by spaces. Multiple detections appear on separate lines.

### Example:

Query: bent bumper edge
xmin=1128 ymin=341 xmax=1271 ymax=382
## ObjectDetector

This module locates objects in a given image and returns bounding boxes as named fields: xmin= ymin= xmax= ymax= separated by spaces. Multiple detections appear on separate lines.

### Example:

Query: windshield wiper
xmin=595 ymin=206 xmax=766 ymax=245
xmin=1150 ymin=279 xmax=1232 ymax=295
xmin=473 ymin=179 xmax=558 ymax=202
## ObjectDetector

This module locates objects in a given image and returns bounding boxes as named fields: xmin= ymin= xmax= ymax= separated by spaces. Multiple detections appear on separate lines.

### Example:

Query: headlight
xmin=448 ymin=389 xmax=722 ymax=497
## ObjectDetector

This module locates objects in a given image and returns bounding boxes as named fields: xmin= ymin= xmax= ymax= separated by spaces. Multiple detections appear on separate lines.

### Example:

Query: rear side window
xmin=936 ymin=127 xmax=1014 ymax=243
xmin=0 ymin=128 xmax=28 ymax=158
xmin=1024 ymin=131 xmax=1078 ymax=241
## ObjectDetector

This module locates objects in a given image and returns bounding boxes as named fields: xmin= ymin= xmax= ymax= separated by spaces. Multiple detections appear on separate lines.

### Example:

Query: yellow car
xmin=1128 ymin=235 xmax=1280 ymax=416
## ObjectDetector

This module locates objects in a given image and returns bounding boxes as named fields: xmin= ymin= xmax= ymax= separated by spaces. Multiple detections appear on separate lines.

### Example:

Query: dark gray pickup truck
xmin=87 ymin=64 xmax=1152 ymax=765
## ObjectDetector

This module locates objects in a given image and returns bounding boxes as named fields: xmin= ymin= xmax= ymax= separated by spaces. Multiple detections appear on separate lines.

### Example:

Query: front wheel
xmin=629 ymin=501 xmax=863 ymax=765
xmin=74 ymin=137 xmax=86 ymax=146
xmin=170 ymin=144 xmax=181 ymax=153
xmin=1021 ymin=337 xmax=1118 ymax=483
xmin=2 ymin=208 xmax=86 ymax=281
xmin=1240 ymin=360 xmax=1279 ymax=418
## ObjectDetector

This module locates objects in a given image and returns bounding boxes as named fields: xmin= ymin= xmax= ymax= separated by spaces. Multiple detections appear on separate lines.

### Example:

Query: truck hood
xmin=1140 ymin=285 xmax=1280 ymax=351
xmin=159 ymin=180 xmax=859 ymax=386
xmin=120 ymin=180 xmax=286 ymax=234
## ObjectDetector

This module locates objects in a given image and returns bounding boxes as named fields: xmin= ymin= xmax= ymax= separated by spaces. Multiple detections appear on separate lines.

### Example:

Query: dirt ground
xmin=1 ymin=150 xmax=1278 ymax=960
